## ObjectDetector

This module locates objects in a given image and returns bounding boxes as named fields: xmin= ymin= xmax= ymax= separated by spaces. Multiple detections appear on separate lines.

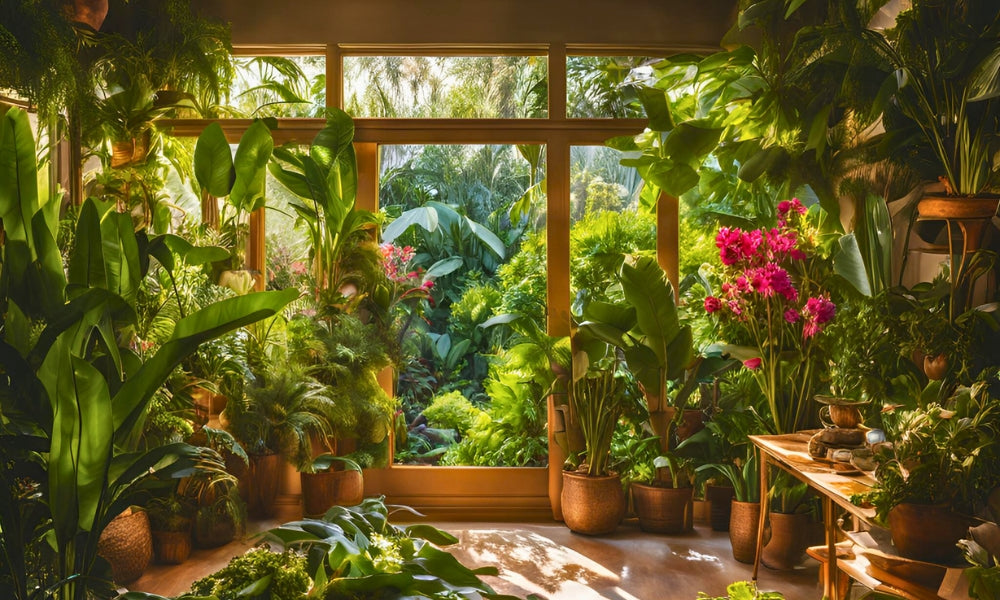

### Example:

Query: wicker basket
xmin=97 ymin=508 xmax=153 ymax=584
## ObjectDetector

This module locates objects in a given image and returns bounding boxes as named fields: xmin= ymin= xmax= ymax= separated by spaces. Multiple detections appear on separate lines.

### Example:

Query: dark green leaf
xmin=194 ymin=122 xmax=235 ymax=197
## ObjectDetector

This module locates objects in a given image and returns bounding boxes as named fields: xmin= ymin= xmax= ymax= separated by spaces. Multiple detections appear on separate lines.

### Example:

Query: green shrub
xmin=190 ymin=545 xmax=309 ymax=600
xmin=422 ymin=391 xmax=486 ymax=436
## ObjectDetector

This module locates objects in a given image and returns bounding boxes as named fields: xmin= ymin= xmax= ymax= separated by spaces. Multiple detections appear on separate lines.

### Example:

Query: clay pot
xmin=152 ymin=529 xmax=192 ymax=564
xmin=301 ymin=469 xmax=364 ymax=517
xmin=762 ymin=512 xmax=810 ymax=570
xmin=819 ymin=404 xmax=863 ymax=429
xmin=240 ymin=452 xmax=282 ymax=518
xmin=706 ymin=484 xmax=735 ymax=532
xmin=70 ymin=0 xmax=109 ymax=30
xmin=888 ymin=503 xmax=971 ymax=564
xmin=110 ymin=132 xmax=151 ymax=169
xmin=631 ymin=482 xmax=694 ymax=534
xmin=923 ymin=354 xmax=949 ymax=381
xmin=560 ymin=471 xmax=626 ymax=535
xmin=729 ymin=500 xmax=763 ymax=564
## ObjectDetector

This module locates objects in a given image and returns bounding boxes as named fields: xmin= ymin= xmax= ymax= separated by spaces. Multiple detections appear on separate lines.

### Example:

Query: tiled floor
xmin=130 ymin=502 xmax=824 ymax=599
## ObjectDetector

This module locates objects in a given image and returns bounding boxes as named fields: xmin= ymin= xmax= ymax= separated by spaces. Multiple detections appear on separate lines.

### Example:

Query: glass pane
xmin=569 ymin=145 xmax=651 ymax=302
xmin=230 ymin=56 xmax=326 ymax=118
xmin=567 ymin=56 xmax=657 ymax=118
xmin=381 ymin=144 xmax=548 ymax=466
xmin=345 ymin=56 xmax=547 ymax=118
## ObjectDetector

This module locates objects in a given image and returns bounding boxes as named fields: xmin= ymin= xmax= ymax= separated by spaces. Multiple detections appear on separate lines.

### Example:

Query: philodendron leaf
xmin=230 ymin=120 xmax=274 ymax=213
xmin=194 ymin=122 xmax=235 ymax=197
xmin=637 ymin=86 xmax=674 ymax=132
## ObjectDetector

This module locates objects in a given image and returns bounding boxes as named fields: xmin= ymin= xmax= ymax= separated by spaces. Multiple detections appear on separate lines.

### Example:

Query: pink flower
xmin=704 ymin=296 xmax=722 ymax=313
xmin=727 ymin=299 xmax=742 ymax=316
xmin=420 ymin=280 xmax=434 ymax=291
xmin=777 ymin=198 xmax=807 ymax=218
xmin=804 ymin=296 xmax=836 ymax=324
xmin=802 ymin=321 xmax=821 ymax=339
xmin=290 ymin=261 xmax=307 ymax=275
xmin=784 ymin=308 xmax=800 ymax=323
xmin=743 ymin=357 xmax=762 ymax=370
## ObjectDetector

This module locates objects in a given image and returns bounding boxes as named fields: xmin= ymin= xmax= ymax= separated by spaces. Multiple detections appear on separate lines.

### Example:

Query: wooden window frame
xmin=161 ymin=43 xmax=679 ymax=520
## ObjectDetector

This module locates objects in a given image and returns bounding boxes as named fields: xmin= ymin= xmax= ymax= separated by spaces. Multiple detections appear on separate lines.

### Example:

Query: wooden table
xmin=749 ymin=433 xmax=878 ymax=599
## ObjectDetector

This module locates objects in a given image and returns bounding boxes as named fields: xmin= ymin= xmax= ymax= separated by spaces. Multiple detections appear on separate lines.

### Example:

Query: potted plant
xmin=761 ymin=472 xmax=813 ymax=571
xmin=145 ymin=492 xmax=195 ymax=564
xmin=854 ymin=381 xmax=1000 ymax=564
xmin=577 ymin=255 xmax=696 ymax=451
xmin=221 ymin=362 xmax=341 ymax=518
xmin=865 ymin=0 xmax=1000 ymax=205
xmin=630 ymin=450 xmax=696 ymax=534
xmin=698 ymin=448 xmax=762 ymax=564
xmin=559 ymin=348 xmax=630 ymax=535
xmin=298 ymin=454 xmax=363 ymax=517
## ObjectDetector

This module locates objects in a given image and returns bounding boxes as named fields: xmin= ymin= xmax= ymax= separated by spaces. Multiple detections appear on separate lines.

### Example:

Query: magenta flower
xmin=804 ymin=296 xmax=836 ymax=324
xmin=743 ymin=357 xmax=762 ymax=370
xmin=704 ymin=296 xmax=722 ymax=313
xmin=784 ymin=307 xmax=800 ymax=323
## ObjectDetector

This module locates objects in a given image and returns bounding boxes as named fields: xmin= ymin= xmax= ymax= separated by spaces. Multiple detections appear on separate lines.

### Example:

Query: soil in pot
xmin=762 ymin=512 xmax=810 ymax=570
xmin=631 ymin=482 xmax=693 ymax=534
xmin=888 ymin=503 xmax=972 ymax=564
xmin=706 ymin=484 xmax=735 ymax=532
xmin=729 ymin=500 xmax=763 ymax=564
xmin=561 ymin=471 xmax=626 ymax=535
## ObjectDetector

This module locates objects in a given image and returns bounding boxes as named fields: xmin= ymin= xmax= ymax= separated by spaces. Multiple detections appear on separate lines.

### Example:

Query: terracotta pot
xmin=917 ymin=194 xmax=1000 ymax=220
xmin=631 ymin=482 xmax=693 ymax=534
xmin=762 ymin=512 xmax=810 ymax=570
xmin=923 ymin=354 xmax=949 ymax=381
xmin=706 ymin=484 xmax=735 ymax=532
xmin=110 ymin=132 xmax=151 ymax=169
xmin=70 ymin=0 xmax=109 ymax=30
xmin=240 ymin=452 xmax=282 ymax=518
xmin=97 ymin=508 xmax=153 ymax=584
xmin=675 ymin=409 xmax=705 ymax=442
xmin=301 ymin=468 xmax=364 ymax=517
xmin=152 ymin=529 xmax=192 ymax=564
xmin=560 ymin=471 xmax=626 ymax=535
xmin=193 ymin=510 xmax=237 ymax=549
xmin=819 ymin=404 xmax=863 ymax=429
xmin=888 ymin=503 xmax=971 ymax=564
xmin=729 ymin=500 xmax=763 ymax=564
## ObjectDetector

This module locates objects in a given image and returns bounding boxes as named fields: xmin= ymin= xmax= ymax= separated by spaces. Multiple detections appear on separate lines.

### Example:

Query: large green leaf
xmin=465 ymin=217 xmax=506 ymax=259
xmin=30 ymin=207 xmax=66 ymax=316
xmin=112 ymin=288 xmax=299 ymax=445
xmin=101 ymin=211 xmax=142 ymax=306
xmin=834 ymin=233 xmax=873 ymax=297
xmin=311 ymin=107 xmax=356 ymax=171
xmin=229 ymin=120 xmax=274 ymax=213
xmin=664 ymin=120 xmax=724 ymax=165
xmin=382 ymin=206 xmax=439 ymax=243
xmin=637 ymin=86 xmax=674 ymax=132
xmin=67 ymin=199 xmax=107 ymax=291
xmin=194 ymin=122 xmax=235 ymax=197
xmin=0 ymin=108 xmax=38 ymax=244
xmin=620 ymin=256 xmax=681 ymax=364
xmin=44 ymin=349 xmax=113 ymax=540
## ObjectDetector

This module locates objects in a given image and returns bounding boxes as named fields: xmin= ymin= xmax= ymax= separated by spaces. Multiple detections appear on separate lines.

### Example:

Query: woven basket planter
xmin=97 ymin=508 xmax=153 ymax=584
xmin=560 ymin=471 xmax=625 ymax=535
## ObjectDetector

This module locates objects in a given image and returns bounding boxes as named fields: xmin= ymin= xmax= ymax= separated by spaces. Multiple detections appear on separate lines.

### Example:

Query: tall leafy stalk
xmin=570 ymin=352 xmax=626 ymax=478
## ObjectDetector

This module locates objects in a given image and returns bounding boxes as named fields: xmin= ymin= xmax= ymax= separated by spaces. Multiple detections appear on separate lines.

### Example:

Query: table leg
xmin=824 ymin=495 xmax=838 ymax=599
xmin=752 ymin=446 xmax=768 ymax=584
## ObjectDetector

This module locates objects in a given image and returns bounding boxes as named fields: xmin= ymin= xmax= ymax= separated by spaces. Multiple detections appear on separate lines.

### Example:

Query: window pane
xmin=345 ymin=56 xmax=547 ymax=118
xmin=380 ymin=144 xmax=548 ymax=466
xmin=567 ymin=56 xmax=657 ymax=119
xmin=230 ymin=56 xmax=326 ymax=118
xmin=569 ymin=145 xmax=651 ymax=303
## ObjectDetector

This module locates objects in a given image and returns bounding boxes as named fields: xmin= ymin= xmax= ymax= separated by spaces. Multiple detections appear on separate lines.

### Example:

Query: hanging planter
xmin=110 ymin=131 xmax=152 ymax=169
xmin=69 ymin=0 xmax=109 ymax=30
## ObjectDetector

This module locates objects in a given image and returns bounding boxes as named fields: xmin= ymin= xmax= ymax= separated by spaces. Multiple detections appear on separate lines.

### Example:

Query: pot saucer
xmin=814 ymin=395 xmax=869 ymax=406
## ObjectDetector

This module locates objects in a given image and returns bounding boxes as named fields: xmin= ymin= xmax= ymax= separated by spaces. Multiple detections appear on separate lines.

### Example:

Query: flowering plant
xmin=704 ymin=199 xmax=836 ymax=433
xmin=378 ymin=243 xmax=434 ymax=340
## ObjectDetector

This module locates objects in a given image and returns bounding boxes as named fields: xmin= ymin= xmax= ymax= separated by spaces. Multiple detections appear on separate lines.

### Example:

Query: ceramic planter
xmin=560 ymin=471 xmax=625 ymax=535
xmin=888 ymin=503 xmax=971 ymax=564
xmin=301 ymin=468 xmax=364 ymax=517
xmin=631 ymin=482 xmax=693 ymax=534
xmin=761 ymin=512 xmax=809 ymax=570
